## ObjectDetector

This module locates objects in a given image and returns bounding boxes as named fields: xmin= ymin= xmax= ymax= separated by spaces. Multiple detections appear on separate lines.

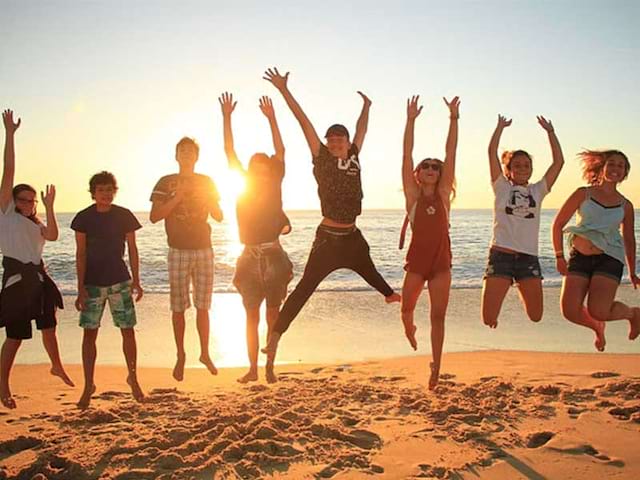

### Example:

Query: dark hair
xmin=89 ymin=171 xmax=118 ymax=196
xmin=175 ymin=137 xmax=200 ymax=158
xmin=12 ymin=183 xmax=37 ymax=200
xmin=579 ymin=149 xmax=630 ymax=185
xmin=501 ymin=150 xmax=532 ymax=179
xmin=247 ymin=153 xmax=276 ymax=176
xmin=413 ymin=158 xmax=457 ymax=202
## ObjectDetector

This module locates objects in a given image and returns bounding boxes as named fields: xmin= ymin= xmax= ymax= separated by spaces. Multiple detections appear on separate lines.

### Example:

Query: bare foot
xmin=50 ymin=365 xmax=75 ymax=387
xmin=262 ymin=332 xmax=281 ymax=360
xmin=77 ymin=384 xmax=96 ymax=409
xmin=1 ymin=385 xmax=16 ymax=409
xmin=404 ymin=322 xmax=418 ymax=351
xmin=385 ymin=292 xmax=401 ymax=304
xmin=265 ymin=366 xmax=278 ymax=384
xmin=173 ymin=354 xmax=186 ymax=382
xmin=483 ymin=317 xmax=498 ymax=329
xmin=199 ymin=356 xmax=218 ymax=375
xmin=584 ymin=307 xmax=606 ymax=351
xmin=629 ymin=308 xmax=640 ymax=341
xmin=127 ymin=376 xmax=145 ymax=403
xmin=237 ymin=370 xmax=258 ymax=384
xmin=428 ymin=362 xmax=440 ymax=391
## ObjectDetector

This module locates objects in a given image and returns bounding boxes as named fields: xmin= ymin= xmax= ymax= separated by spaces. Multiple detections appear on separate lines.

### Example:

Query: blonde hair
xmin=413 ymin=158 xmax=456 ymax=202
xmin=578 ymin=149 xmax=630 ymax=185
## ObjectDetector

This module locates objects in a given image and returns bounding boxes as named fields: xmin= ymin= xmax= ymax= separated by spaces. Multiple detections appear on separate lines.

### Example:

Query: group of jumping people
xmin=1 ymin=67 xmax=638 ymax=409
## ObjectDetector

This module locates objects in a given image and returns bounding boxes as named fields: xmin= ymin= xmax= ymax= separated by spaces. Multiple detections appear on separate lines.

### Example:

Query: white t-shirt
xmin=491 ymin=175 xmax=549 ymax=256
xmin=0 ymin=201 xmax=45 ymax=264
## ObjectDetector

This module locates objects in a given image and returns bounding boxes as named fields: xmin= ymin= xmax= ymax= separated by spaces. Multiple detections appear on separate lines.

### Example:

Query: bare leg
xmin=561 ymin=275 xmax=606 ymax=351
xmin=171 ymin=311 xmax=186 ymax=381
xmin=41 ymin=327 xmax=74 ymax=386
xmin=196 ymin=308 xmax=217 ymax=375
xmin=516 ymin=278 xmax=543 ymax=323
xmin=78 ymin=328 xmax=98 ymax=408
xmin=427 ymin=270 xmax=451 ymax=390
xmin=401 ymin=271 xmax=425 ymax=351
xmin=238 ymin=307 xmax=260 ymax=384
xmin=0 ymin=338 xmax=21 ymax=409
xmin=121 ymin=328 xmax=144 ymax=402
xmin=481 ymin=277 xmax=511 ymax=328
xmin=265 ymin=306 xmax=279 ymax=383
xmin=587 ymin=275 xmax=638 ymax=340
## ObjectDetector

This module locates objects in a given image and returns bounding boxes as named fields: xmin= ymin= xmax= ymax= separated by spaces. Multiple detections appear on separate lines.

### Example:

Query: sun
xmin=217 ymin=169 xmax=247 ymax=213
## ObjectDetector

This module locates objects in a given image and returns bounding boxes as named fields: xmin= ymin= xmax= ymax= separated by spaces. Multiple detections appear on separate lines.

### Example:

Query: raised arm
xmin=352 ymin=91 xmax=372 ymax=152
xmin=1 ymin=109 xmax=21 ymax=212
xmin=622 ymin=201 xmax=639 ymax=289
xmin=259 ymin=96 xmax=285 ymax=163
xmin=552 ymin=187 xmax=586 ymax=275
xmin=537 ymin=115 xmax=565 ymax=189
xmin=263 ymin=67 xmax=321 ymax=156
xmin=440 ymin=96 xmax=460 ymax=196
xmin=40 ymin=185 xmax=59 ymax=241
xmin=402 ymin=96 xmax=422 ymax=210
xmin=218 ymin=92 xmax=243 ymax=172
xmin=488 ymin=115 xmax=511 ymax=183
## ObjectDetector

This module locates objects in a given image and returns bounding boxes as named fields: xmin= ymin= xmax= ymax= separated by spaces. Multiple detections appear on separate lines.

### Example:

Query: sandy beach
xmin=1 ymin=351 xmax=639 ymax=479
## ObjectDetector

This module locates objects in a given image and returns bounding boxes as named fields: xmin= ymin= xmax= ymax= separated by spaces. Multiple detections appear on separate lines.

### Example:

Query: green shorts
xmin=79 ymin=280 xmax=137 ymax=329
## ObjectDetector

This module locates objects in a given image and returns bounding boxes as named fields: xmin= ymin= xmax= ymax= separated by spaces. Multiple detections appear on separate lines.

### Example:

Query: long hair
xmin=501 ymin=150 xmax=532 ymax=180
xmin=413 ymin=158 xmax=456 ymax=202
xmin=578 ymin=149 xmax=630 ymax=185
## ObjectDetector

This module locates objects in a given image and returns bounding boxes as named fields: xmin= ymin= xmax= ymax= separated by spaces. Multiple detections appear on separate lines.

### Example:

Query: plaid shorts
xmin=168 ymin=248 xmax=214 ymax=312
xmin=79 ymin=280 xmax=137 ymax=329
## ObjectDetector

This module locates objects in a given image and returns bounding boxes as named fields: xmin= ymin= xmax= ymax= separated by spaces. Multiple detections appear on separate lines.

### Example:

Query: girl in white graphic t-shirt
xmin=481 ymin=114 xmax=565 ymax=328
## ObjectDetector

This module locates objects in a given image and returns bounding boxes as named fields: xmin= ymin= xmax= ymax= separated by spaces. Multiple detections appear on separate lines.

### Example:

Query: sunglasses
xmin=419 ymin=162 xmax=442 ymax=171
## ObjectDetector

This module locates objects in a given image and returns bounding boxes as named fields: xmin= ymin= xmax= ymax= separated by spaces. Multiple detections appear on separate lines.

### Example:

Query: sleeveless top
xmin=401 ymin=192 xmax=451 ymax=279
xmin=564 ymin=188 xmax=626 ymax=264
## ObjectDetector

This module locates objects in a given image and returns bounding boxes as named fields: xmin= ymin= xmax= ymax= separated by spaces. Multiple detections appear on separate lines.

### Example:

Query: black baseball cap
xmin=324 ymin=124 xmax=350 ymax=139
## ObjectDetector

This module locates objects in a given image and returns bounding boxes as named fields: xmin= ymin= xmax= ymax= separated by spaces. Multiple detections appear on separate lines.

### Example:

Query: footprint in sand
xmin=526 ymin=431 xmax=555 ymax=448
xmin=549 ymin=444 xmax=625 ymax=467
xmin=591 ymin=371 xmax=620 ymax=378
xmin=608 ymin=405 xmax=640 ymax=421
xmin=310 ymin=367 xmax=325 ymax=374
xmin=0 ymin=436 xmax=42 ymax=460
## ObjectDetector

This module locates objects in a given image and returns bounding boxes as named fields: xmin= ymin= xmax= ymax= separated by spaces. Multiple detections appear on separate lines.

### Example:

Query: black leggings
xmin=274 ymin=226 xmax=394 ymax=335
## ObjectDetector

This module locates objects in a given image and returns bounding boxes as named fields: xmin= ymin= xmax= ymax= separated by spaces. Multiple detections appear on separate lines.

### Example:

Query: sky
xmin=1 ymin=0 xmax=639 ymax=213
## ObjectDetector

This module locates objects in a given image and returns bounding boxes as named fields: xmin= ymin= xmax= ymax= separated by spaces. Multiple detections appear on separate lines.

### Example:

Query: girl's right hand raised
xmin=2 ymin=109 xmax=21 ymax=134
xmin=406 ymin=95 xmax=423 ymax=120
xmin=556 ymin=257 xmax=568 ymax=276
xmin=496 ymin=114 xmax=512 ymax=129
xmin=263 ymin=67 xmax=289 ymax=91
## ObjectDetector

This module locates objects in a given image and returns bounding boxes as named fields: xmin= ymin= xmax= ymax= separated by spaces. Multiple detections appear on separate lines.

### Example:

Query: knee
xmin=401 ymin=303 xmax=416 ymax=315
xmin=527 ymin=310 xmax=543 ymax=323
xmin=120 ymin=328 xmax=135 ymax=338
xmin=587 ymin=305 xmax=608 ymax=322
xmin=430 ymin=310 xmax=447 ymax=325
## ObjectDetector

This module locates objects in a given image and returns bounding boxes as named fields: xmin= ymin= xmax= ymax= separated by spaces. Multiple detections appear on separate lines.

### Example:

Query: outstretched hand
xmin=443 ymin=96 xmax=460 ymax=118
xmin=40 ymin=184 xmax=56 ymax=209
xmin=357 ymin=91 xmax=372 ymax=107
xmin=496 ymin=114 xmax=512 ymax=129
xmin=218 ymin=92 xmax=237 ymax=116
xmin=2 ymin=109 xmax=21 ymax=134
xmin=406 ymin=95 xmax=423 ymax=120
xmin=259 ymin=96 xmax=275 ymax=118
xmin=537 ymin=115 xmax=554 ymax=133
xmin=263 ymin=67 xmax=289 ymax=91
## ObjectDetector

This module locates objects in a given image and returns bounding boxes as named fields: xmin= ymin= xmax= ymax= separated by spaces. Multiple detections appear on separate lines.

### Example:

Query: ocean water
xmin=7 ymin=209 xmax=640 ymax=295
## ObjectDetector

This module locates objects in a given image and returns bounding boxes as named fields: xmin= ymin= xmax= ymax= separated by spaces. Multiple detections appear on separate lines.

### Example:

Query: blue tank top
xmin=564 ymin=188 xmax=626 ymax=264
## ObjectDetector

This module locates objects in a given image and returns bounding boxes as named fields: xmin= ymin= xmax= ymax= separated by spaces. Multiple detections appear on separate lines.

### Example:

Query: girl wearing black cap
xmin=262 ymin=67 xmax=400 ymax=364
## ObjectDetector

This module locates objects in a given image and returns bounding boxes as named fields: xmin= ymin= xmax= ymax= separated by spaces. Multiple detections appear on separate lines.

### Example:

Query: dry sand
xmin=1 ymin=351 xmax=639 ymax=479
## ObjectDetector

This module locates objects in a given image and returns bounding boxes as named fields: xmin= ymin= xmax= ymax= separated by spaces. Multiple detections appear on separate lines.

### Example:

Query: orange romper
xmin=401 ymin=192 xmax=452 ymax=280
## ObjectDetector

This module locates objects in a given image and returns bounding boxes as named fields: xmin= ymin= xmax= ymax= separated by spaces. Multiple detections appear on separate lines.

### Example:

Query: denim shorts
xmin=484 ymin=248 xmax=543 ymax=283
xmin=567 ymin=248 xmax=623 ymax=283
xmin=233 ymin=245 xmax=293 ymax=309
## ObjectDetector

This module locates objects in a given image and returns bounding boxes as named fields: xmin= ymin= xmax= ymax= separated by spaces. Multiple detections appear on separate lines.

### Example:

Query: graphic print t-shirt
xmin=150 ymin=174 xmax=220 ymax=250
xmin=491 ymin=175 xmax=549 ymax=256
xmin=312 ymin=144 xmax=363 ymax=224
xmin=71 ymin=204 xmax=142 ymax=286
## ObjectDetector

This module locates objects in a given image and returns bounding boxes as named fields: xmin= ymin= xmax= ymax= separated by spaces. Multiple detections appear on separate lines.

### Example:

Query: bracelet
xmin=555 ymin=253 xmax=564 ymax=259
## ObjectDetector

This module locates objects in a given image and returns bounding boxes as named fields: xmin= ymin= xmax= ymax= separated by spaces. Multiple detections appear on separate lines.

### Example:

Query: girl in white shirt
xmin=481 ymin=115 xmax=565 ymax=329
xmin=0 ymin=109 xmax=73 ymax=409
